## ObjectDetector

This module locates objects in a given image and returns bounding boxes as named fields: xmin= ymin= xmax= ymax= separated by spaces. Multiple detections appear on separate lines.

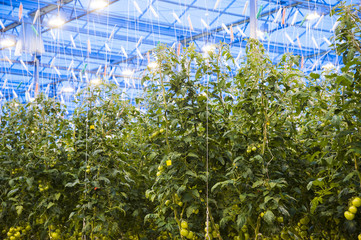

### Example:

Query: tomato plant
xmin=0 ymin=2 xmax=360 ymax=239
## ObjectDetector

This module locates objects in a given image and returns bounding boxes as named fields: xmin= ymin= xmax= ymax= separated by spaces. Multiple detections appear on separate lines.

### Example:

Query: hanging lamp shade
xmin=15 ymin=18 xmax=45 ymax=56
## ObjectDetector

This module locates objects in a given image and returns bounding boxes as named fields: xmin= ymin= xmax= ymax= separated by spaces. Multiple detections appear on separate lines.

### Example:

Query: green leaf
xmin=263 ymin=210 xmax=275 ymax=224
xmin=47 ymin=202 xmax=55 ymax=209
xmin=7 ymin=188 xmax=19 ymax=197
xmin=16 ymin=205 xmax=23 ymax=215
xmin=187 ymin=152 xmax=199 ymax=159
xmin=54 ymin=193 xmax=61 ymax=200
xmin=65 ymin=179 xmax=80 ymax=187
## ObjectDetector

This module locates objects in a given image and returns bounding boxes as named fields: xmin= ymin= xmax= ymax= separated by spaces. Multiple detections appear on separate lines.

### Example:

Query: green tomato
xmin=344 ymin=211 xmax=355 ymax=220
xmin=277 ymin=216 xmax=284 ymax=223
xmin=349 ymin=205 xmax=357 ymax=214
xmin=204 ymin=227 xmax=211 ymax=233
xmin=180 ymin=229 xmax=189 ymax=237
xmin=352 ymin=197 xmax=361 ymax=207
xmin=51 ymin=232 xmax=60 ymax=239
xmin=181 ymin=221 xmax=188 ymax=229
xmin=300 ymin=216 xmax=310 ymax=225
xmin=252 ymin=146 xmax=257 ymax=151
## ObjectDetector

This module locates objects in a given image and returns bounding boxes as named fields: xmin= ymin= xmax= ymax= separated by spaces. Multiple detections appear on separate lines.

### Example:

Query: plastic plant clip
xmin=70 ymin=35 xmax=76 ymax=48
xmin=213 ymin=0 xmax=221 ymax=9
xmin=0 ymin=19 xmax=5 ymax=30
xmin=33 ymin=10 xmax=40 ymax=24
xmin=96 ymin=65 xmax=102 ymax=75
xmin=85 ymin=72 xmax=89 ymax=83
xmin=323 ymin=36 xmax=331 ymax=46
xmin=50 ymin=29 xmax=56 ymax=40
xmin=201 ymin=19 xmax=209 ymax=29
xmin=67 ymin=60 xmax=74 ymax=72
xmin=17 ymin=82 xmax=23 ymax=90
xmin=300 ymin=15 xmax=307 ymax=26
xmin=149 ymin=6 xmax=159 ymax=18
xmin=5 ymin=56 xmax=12 ymax=64
xmin=256 ymin=4 xmax=263 ymax=19
xmin=121 ymin=46 xmax=128 ymax=58
xmin=147 ymin=51 xmax=150 ymax=63
xmin=136 ymin=36 xmax=143 ymax=48
xmin=136 ymin=48 xmax=144 ymax=59
xmin=53 ymin=66 xmax=61 ymax=76
xmin=112 ymin=76 xmax=119 ymax=86
xmin=274 ymin=8 xmax=282 ymax=23
xmin=104 ymin=65 xmax=107 ymax=77
xmin=50 ymin=57 xmax=56 ymax=67
xmin=105 ymin=43 xmax=111 ymax=52
xmin=230 ymin=25 xmax=234 ymax=42
xmin=242 ymin=1 xmax=249 ymax=15
xmin=108 ymin=67 xmax=115 ymax=79
xmin=31 ymin=25 xmax=39 ymax=36
xmin=296 ymin=36 xmax=302 ymax=50
xmin=87 ymin=39 xmax=91 ymax=53
xmin=45 ymin=84 xmax=50 ymax=95
xmin=285 ymin=32 xmax=293 ymax=45
xmin=172 ymin=12 xmax=182 ymax=23
xmin=133 ymin=0 xmax=142 ymax=14
xmin=222 ymin=23 xmax=231 ymax=34
xmin=312 ymin=36 xmax=319 ymax=49
xmin=19 ymin=3 xmax=23 ymax=21
xmin=282 ymin=8 xmax=286 ymax=25
xmin=236 ymin=26 xmax=246 ymax=37
xmin=25 ymin=91 xmax=30 ymax=102
xmin=82 ymin=63 xmax=88 ymax=74
xmin=187 ymin=15 xmax=194 ymax=31
xmin=20 ymin=59 xmax=29 ymax=73
xmin=301 ymin=56 xmax=304 ymax=69
xmin=314 ymin=15 xmax=324 ymax=28
xmin=27 ymin=82 xmax=33 ymax=92
xmin=177 ymin=42 xmax=181 ymax=56
xmin=12 ymin=89 xmax=18 ymax=99
xmin=291 ymin=10 xmax=298 ymax=25
xmin=108 ymin=25 xmax=117 ymax=42
xmin=235 ymin=48 xmax=242 ymax=61
xmin=331 ymin=21 xmax=339 ymax=32
xmin=2 ymin=79 xmax=7 ymax=89
xmin=71 ymin=70 xmax=77 ymax=81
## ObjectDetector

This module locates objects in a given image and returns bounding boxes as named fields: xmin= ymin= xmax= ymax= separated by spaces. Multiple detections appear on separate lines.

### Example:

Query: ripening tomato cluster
xmin=344 ymin=197 xmax=361 ymax=221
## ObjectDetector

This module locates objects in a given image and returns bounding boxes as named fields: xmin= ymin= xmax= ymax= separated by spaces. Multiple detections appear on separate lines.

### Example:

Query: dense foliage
xmin=0 ymin=3 xmax=360 ymax=240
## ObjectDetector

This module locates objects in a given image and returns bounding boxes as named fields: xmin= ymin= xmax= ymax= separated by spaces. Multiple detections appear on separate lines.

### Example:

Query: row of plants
xmin=0 ymin=2 xmax=360 ymax=239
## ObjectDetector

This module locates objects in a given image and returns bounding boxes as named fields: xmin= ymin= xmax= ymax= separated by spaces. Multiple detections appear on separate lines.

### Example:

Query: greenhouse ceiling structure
xmin=0 ymin=0 xmax=355 ymax=110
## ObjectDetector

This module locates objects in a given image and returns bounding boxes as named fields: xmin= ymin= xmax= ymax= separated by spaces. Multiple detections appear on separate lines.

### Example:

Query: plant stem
xmin=159 ymin=70 xmax=171 ymax=153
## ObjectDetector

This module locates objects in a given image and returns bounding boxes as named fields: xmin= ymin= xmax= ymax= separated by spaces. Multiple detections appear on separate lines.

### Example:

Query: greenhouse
xmin=0 ymin=0 xmax=361 ymax=239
